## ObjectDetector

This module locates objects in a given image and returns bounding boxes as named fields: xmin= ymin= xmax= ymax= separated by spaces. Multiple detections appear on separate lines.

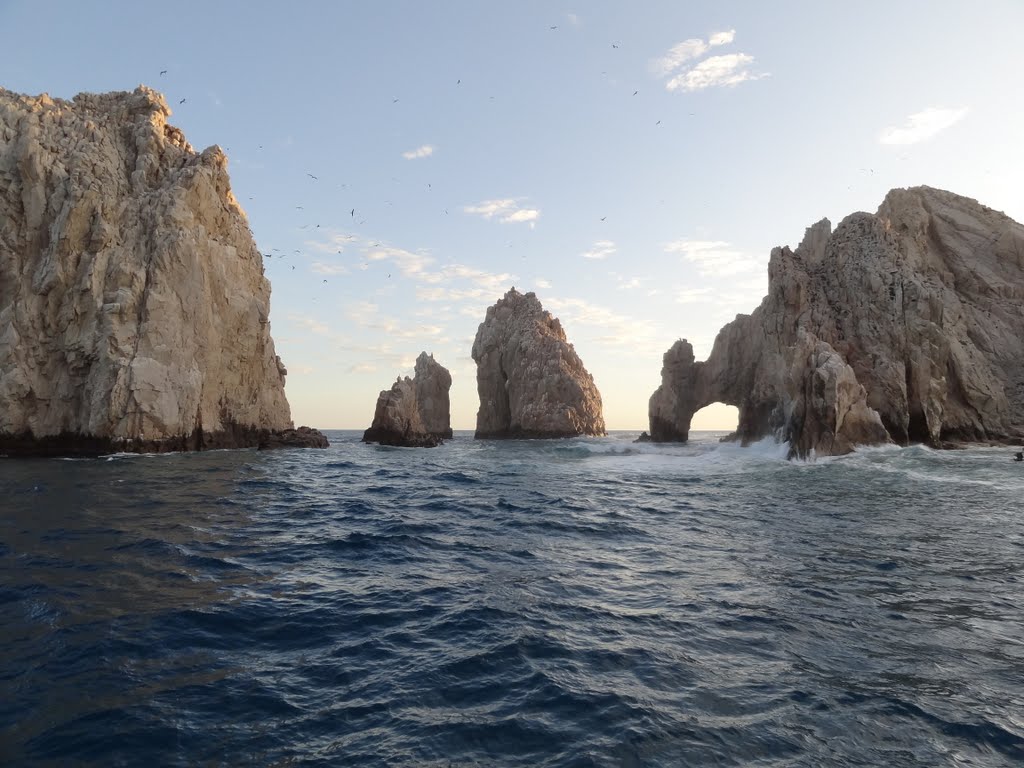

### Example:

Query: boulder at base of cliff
xmin=362 ymin=352 xmax=453 ymax=447
xmin=472 ymin=288 xmax=605 ymax=439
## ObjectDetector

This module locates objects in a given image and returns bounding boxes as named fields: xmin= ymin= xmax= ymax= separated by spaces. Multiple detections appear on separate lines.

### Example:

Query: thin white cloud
xmin=430 ymin=264 xmax=515 ymax=289
xmin=534 ymin=278 xmax=552 ymax=289
xmin=581 ymin=239 xmax=616 ymax=260
xmin=365 ymin=245 xmax=435 ymax=278
xmin=504 ymin=208 xmax=540 ymax=224
xmin=664 ymin=239 xmax=764 ymax=277
xmin=544 ymin=296 xmax=663 ymax=353
xmin=311 ymin=262 xmax=348 ymax=275
xmin=288 ymin=314 xmax=330 ymax=335
xmin=675 ymin=286 xmax=715 ymax=304
xmin=350 ymin=362 xmax=377 ymax=374
xmin=653 ymin=31 xmax=766 ymax=92
xmin=344 ymin=301 xmax=445 ymax=340
xmin=652 ymin=38 xmax=709 ymax=76
xmin=305 ymin=231 xmax=360 ymax=254
xmin=666 ymin=53 xmax=765 ymax=92
xmin=464 ymin=198 xmax=541 ymax=225
xmin=402 ymin=144 xmax=435 ymax=160
xmin=878 ymin=107 xmax=968 ymax=145
xmin=567 ymin=13 xmax=580 ymax=26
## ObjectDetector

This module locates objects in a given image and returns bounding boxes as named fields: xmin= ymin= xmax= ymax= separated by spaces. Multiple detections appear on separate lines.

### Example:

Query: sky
xmin=4 ymin=1 xmax=1023 ymax=430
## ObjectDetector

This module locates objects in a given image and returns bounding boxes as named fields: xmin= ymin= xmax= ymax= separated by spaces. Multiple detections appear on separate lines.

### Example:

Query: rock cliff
xmin=0 ymin=86 xmax=326 ymax=455
xmin=472 ymin=288 xmax=605 ymax=438
xmin=363 ymin=352 xmax=453 ymax=447
xmin=649 ymin=186 xmax=1024 ymax=457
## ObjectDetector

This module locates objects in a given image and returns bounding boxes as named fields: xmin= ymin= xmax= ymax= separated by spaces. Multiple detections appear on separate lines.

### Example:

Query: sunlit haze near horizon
xmin=4 ymin=1 xmax=1023 ymax=430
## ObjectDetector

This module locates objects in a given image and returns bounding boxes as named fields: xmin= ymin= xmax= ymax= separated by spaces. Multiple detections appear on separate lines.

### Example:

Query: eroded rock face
xmin=0 ymin=86 xmax=327 ymax=455
xmin=649 ymin=186 xmax=1024 ymax=457
xmin=362 ymin=352 xmax=453 ymax=447
xmin=472 ymin=288 xmax=605 ymax=438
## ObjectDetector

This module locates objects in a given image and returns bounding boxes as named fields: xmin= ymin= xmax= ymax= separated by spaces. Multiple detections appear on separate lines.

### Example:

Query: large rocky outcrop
xmin=472 ymin=288 xmax=605 ymax=438
xmin=0 ymin=86 xmax=327 ymax=455
xmin=362 ymin=352 xmax=453 ymax=447
xmin=649 ymin=186 xmax=1024 ymax=457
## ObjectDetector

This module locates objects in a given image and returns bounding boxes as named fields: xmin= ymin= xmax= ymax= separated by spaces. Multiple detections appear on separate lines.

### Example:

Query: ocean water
xmin=1 ymin=430 xmax=1023 ymax=767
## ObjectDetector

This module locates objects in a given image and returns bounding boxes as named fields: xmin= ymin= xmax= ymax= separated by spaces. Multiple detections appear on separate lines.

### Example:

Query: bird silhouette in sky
xmin=600 ymin=216 xmax=607 ymax=221
xmin=633 ymin=90 xmax=638 ymax=96
xmin=159 ymin=70 xmax=167 ymax=75
xmin=549 ymin=25 xmax=557 ymax=30
xmin=350 ymin=208 xmax=355 ymax=218
xmin=307 ymin=173 xmax=318 ymax=180
xmin=179 ymin=98 xmax=186 ymax=104
xmin=612 ymin=43 xmax=619 ymax=48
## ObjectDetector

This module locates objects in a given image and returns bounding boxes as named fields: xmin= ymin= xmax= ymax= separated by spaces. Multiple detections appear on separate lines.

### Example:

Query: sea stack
xmin=362 ymin=352 xmax=453 ymax=447
xmin=648 ymin=186 xmax=1024 ymax=458
xmin=0 ymin=86 xmax=327 ymax=455
xmin=472 ymin=288 xmax=605 ymax=439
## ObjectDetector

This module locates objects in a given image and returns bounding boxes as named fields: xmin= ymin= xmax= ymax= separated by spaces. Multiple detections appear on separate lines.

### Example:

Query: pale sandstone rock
xmin=0 ymin=86 xmax=326 ymax=455
xmin=362 ymin=352 xmax=452 ymax=447
xmin=472 ymin=288 xmax=605 ymax=438
xmin=648 ymin=186 xmax=1024 ymax=457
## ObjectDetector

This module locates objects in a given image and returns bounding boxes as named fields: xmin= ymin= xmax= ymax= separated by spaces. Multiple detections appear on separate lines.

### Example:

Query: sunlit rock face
xmin=362 ymin=352 xmax=453 ymax=447
xmin=472 ymin=288 xmax=605 ymax=439
xmin=649 ymin=186 xmax=1024 ymax=457
xmin=0 ymin=86 xmax=326 ymax=455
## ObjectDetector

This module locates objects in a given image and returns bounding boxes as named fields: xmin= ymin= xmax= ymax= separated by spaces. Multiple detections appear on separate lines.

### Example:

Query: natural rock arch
xmin=648 ymin=186 xmax=1024 ymax=457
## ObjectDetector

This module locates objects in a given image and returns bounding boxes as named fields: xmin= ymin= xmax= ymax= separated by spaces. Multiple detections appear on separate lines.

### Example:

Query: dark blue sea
xmin=1 ymin=430 xmax=1023 ymax=766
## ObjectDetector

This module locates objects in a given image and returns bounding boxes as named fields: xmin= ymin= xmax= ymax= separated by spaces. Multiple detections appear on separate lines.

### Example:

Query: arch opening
xmin=690 ymin=402 xmax=739 ymax=436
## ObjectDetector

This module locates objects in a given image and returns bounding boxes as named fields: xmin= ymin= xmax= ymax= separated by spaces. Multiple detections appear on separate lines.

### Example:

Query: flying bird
xmin=612 ymin=43 xmax=619 ymax=48
xmin=179 ymin=98 xmax=186 ymax=104
xmin=457 ymin=79 xmax=461 ymax=85
xmin=633 ymin=90 xmax=638 ymax=96
xmin=549 ymin=25 xmax=557 ymax=30
xmin=656 ymin=120 xmax=661 ymax=125
xmin=307 ymin=173 xmax=318 ymax=180
xmin=350 ymin=208 xmax=355 ymax=218
xmin=159 ymin=70 xmax=167 ymax=76
xmin=600 ymin=216 xmax=607 ymax=221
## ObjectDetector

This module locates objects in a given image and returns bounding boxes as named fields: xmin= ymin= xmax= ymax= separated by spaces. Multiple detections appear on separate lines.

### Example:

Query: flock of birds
xmin=156 ymin=28 xmax=685 ymax=293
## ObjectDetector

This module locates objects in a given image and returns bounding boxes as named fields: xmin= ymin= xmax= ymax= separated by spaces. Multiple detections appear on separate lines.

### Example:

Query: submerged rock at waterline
xmin=649 ymin=186 xmax=1024 ymax=457
xmin=362 ymin=352 xmax=453 ymax=447
xmin=0 ymin=86 xmax=327 ymax=456
xmin=472 ymin=288 xmax=605 ymax=439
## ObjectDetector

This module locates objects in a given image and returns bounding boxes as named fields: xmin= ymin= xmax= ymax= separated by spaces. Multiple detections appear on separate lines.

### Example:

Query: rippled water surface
xmin=2 ymin=430 xmax=1023 ymax=766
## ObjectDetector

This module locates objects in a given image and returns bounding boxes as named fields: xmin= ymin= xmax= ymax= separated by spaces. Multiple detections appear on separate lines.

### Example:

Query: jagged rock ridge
xmin=648 ymin=186 xmax=1024 ymax=457
xmin=0 ymin=86 xmax=326 ymax=455
xmin=472 ymin=288 xmax=605 ymax=439
xmin=363 ymin=352 xmax=453 ymax=447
